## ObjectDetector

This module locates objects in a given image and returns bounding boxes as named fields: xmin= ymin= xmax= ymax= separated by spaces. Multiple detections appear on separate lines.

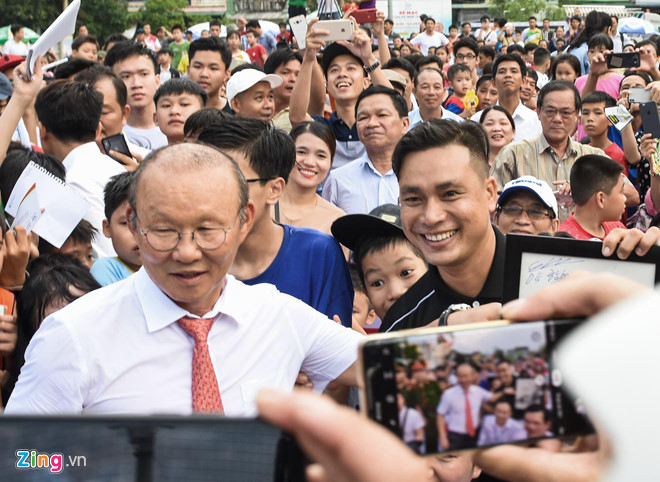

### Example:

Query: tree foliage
xmin=129 ymin=0 xmax=189 ymax=30
xmin=78 ymin=0 xmax=130 ymax=44
xmin=0 ymin=0 xmax=62 ymax=31
xmin=488 ymin=0 xmax=547 ymax=22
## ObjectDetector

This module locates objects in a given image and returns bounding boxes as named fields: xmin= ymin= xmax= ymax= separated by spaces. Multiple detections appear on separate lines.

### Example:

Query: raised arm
xmin=338 ymin=19 xmax=393 ymax=89
xmin=371 ymin=11 xmax=392 ymax=66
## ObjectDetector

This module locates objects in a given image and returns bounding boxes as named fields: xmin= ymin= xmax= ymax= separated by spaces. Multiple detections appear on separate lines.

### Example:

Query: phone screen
xmin=361 ymin=320 xmax=593 ymax=454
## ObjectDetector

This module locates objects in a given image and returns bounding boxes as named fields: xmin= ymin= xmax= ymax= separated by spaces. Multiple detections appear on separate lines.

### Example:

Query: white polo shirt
xmin=6 ymin=269 xmax=363 ymax=416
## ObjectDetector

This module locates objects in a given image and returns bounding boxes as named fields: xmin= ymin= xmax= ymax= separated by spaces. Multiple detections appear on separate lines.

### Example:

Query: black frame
xmin=503 ymin=233 xmax=660 ymax=303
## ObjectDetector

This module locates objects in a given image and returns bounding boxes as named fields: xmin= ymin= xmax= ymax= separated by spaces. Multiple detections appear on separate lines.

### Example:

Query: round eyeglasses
xmin=138 ymin=213 xmax=240 ymax=252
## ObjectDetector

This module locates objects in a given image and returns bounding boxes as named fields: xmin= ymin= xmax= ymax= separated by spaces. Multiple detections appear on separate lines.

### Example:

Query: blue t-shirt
xmin=242 ymin=225 xmax=353 ymax=327
xmin=90 ymin=257 xmax=135 ymax=286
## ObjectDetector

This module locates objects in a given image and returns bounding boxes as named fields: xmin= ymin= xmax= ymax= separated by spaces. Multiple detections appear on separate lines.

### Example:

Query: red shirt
xmin=276 ymin=31 xmax=291 ymax=44
xmin=559 ymin=213 xmax=626 ymax=240
xmin=602 ymin=142 xmax=628 ymax=177
xmin=247 ymin=44 xmax=267 ymax=67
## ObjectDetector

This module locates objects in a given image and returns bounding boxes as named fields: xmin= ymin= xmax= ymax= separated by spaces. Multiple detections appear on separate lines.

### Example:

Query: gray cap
xmin=0 ymin=73 xmax=11 ymax=101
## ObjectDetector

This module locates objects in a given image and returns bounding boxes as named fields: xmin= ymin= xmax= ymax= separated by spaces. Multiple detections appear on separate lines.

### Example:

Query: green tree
xmin=0 ymin=0 xmax=62 ymax=31
xmin=129 ymin=0 xmax=188 ymax=30
xmin=78 ymin=0 xmax=130 ymax=44
xmin=489 ymin=0 xmax=547 ymax=22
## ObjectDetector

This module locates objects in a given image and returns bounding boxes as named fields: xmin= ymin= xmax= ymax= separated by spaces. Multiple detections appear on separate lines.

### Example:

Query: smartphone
xmin=640 ymin=101 xmax=660 ymax=138
xmin=313 ymin=19 xmax=355 ymax=42
xmin=350 ymin=8 xmax=378 ymax=24
xmin=101 ymin=134 xmax=132 ymax=164
xmin=629 ymin=87 xmax=651 ymax=104
xmin=607 ymin=52 xmax=640 ymax=69
xmin=359 ymin=320 xmax=593 ymax=454
xmin=289 ymin=15 xmax=307 ymax=50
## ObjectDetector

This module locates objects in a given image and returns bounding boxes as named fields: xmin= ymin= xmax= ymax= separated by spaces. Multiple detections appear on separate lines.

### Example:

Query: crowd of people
xmin=0 ymin=3 xmax=660 ymax=480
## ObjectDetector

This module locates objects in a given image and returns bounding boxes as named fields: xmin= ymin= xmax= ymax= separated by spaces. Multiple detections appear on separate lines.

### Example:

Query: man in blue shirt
xmin=246 ymin=20 xmax=277 ymax=55
xmin=322 ymin=85 xmax=408 ymax=214
xmin=198 ymin=117 xmax=354 ymax=327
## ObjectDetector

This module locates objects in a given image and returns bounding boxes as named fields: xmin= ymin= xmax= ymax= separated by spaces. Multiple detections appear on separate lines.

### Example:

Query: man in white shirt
xmin=471 ymin=54 xmax=542 ymax=142
xmin=3 ymin=25 xmax=28 ymax=57
xmin=477 ymin=400 xmax=527 ymax=446
xmin=409 ymin=68 xmax=463 ymax=130
xmin=323 ymin=86 xmax=409 ymax=214
xmin=6 ymin=143 xmax=362 ymax=415
xmin=105 ymin=41 xmax=168 ymax=150
xmin=475 ymin=16 xmax=498 ymax=47
xmin=411 ymin=18 xmax=449 ymax=56
xmin=33 ymin=79 xmax=125 ymax=258
xmin=437 ymin=363 xmax=493 ymax=450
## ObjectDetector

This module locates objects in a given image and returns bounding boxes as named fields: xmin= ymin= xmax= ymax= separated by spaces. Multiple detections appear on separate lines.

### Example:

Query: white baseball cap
xmin=497 ymin=175 xmax=558 ymax=218
xmin=226 ymin=69 xmax=283 ymax=103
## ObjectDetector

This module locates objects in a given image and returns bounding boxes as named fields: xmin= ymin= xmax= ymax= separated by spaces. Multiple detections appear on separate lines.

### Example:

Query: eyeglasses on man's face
xmin=137 ymin=213 xmax=240 ymax=251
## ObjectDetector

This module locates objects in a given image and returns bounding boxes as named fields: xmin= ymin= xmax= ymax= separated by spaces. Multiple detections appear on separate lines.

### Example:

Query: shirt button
xmin=472 ymin=300 xmax=480 ymax=307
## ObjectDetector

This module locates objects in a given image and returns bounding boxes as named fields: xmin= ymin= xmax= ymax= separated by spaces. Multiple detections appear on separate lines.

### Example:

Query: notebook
xmin=5 ymin=161 xmax=90 ymax=248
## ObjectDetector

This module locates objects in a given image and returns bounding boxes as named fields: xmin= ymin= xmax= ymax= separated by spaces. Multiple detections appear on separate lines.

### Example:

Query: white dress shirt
xmin=3 ymin=38 xmax=28 ymax=56
xmin=62 ymin=142 xmax=126 ymax=257
xmin=408 ymin=107 xmax=463 ymax=131
xmin=437 ymin=384 xmax=493 ymax=434
xmin=470 ymin=101 xmax=542 ymax=142
xmin=477 ymin=415 xmax=527 ymax=446
xmin=6 ymin=269 xmax=363 ymax=415
xmin=322 ymin=152 xmax=399 ymax=214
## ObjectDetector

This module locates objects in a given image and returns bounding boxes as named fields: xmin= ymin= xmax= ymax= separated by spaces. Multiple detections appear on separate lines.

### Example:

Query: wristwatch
xmin=438 ymin=303 xmax=472 ymax=326
xmin=364 ymin=59 xmax=380 ymax=73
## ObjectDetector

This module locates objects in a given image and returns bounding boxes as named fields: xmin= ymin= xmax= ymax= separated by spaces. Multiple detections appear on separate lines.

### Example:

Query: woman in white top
xmin=273 ymin=121 xmax=345 ymax=235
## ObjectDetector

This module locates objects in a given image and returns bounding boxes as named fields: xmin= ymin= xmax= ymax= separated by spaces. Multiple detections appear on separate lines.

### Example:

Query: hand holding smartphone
xmin=640 ymin=101 xmax=660 ymax=138
xmin=312 ymin=19 xmax=355 ymax=42
xmin=101 ymin=134 xmax=132 ymax=164
xmin=607 ymin=52 xmax=640 ymax=69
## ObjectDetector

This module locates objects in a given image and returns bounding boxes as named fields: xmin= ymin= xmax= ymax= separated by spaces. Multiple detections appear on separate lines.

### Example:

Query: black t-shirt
xmin=380 ymin=226 xmax=506 ymax=332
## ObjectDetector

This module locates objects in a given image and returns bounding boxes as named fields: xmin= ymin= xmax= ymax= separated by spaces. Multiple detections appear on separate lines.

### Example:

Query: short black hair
xmin=461 ymin=22 xmax=471 ymax=28
xmin=35 ymin=80 xmax=102 ymax=143
xmin=0 ymin=148 xmax=65 ymax=208
xmin=537 ymin=80 xmax=581 ymax=111
xmin=210 ymin=19 xmax=222 ymax=28
xmin=449 ymin=24 xmax=458 ymax=31
xmin=54 ymin=57 xmax=96 ymax=79
xmin=582 ymin=90 xmax=616 ymax=108
xmin=533 ymin=47 xmax=551 ymax=66
xmin=415 ymin=55 xmax=443 ymax=72
xmin=523 ymin=43 xmax=538 ymax=54
xmin=524 ymin=404 xmax=549 ymax=423
xmin=447 ymin=63 xmax=471 ymax=82
xmin=392 ymin=120 xmax=489 ymax=179
xmin=476 ymin=73 xmax=494 ymax=91
xmin=636 ymin=39 xmax=659 ymax=56
xmin=171 ymin=24 xmax=184 ymax=32
xmin=264 ymin=47 xmax=302 ymax=74
xmin=355 ymin=85 xmax=408 ymax=119
xmin=104 ymin=171 xmax=134 ymax=221
xmin=549 ymin=54 xmax=581 ymax=80
xmin=72 ymin=35 xmax=98 ymax=52
xmin=188 ymin=37 xmax=232 ymax=70
xmin=10 ymin=24 xmax=23 ymax=35
xmin=620 ymin=70 xmax=651 ymax=89
xmin=75 ymin=65 xmax=128 ymax=110
xmin=526 ymin=68 xmax=538 ymax=85
xmin=478 ymin=45 xmax=495 ymax=60
xmin=183 ymin=107 xmax=229 ymax=139
xmin=227 ymin=30 xmax=240 ymax=40
xmin=104 ymin=33 xmax=127 ymax=51
xmin=154 ymin=78 xmax=208 ymax=107
xmin=529 ymin=16 xmax=537 ymax=21
xmin=588 ymin=33 xmax=613 ymax=51
xmin=246 ymin=20 xmax=260 ymax=29
xmin=414 ymin=67 xmax=444 ymax=88
xmin=493 ymin=53 xmax=527 ymax=80
xmin=570 ymin=154 xmax=623 ymax=206
xmin=480 ymin=15 xmax=490 ymax=22
xmin=383 ymin=58 xmax=415 ymax=83
xmin=104 ymin=41 xmax=158 ymax=74
xmin=453 ymin=37 xmax=478 ymax=56
xmin=507 ymin=44 xmax=525 ymax=55
xmin=197 ymin=117 xmax=296 ymax=183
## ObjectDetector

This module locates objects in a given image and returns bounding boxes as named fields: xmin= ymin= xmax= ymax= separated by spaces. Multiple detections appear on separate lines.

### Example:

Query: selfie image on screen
xmin=362 ymin=321 xmax=591 ymax=455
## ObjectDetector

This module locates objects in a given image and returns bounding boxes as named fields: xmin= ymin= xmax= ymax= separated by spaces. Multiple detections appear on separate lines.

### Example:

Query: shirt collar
xmin=62 ymin=142 xmax=103 ymax=171
xmin=135 ymin=268 xmax=247 ymax=333
xmin=362 ymin=152 xmax=394 ymax=176
xmin=538 ymin=134 xmax=576 ymax=157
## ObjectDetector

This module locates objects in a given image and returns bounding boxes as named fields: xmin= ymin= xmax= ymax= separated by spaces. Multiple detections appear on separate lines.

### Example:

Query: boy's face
xmin=449 ymin=27 xmax=458 ymax=38
xmin=155 ymin=93 xmax=204 ymax=143
xmin=462 ymin=24 xmax=471 ymax=35
xmin=361 ymin=241 xmax=428 ymax=320
xmin=478 ymin=52 xmax=491 ymax=69
xmin=352 ymin=291 xmax=375 ymax=329
xmin=103 ymin=200 xmax=141 ymax=270
xmin=450 ymin=71 xmax=472 ymax=96
xmin=112 ymin=54 xmax=160 ymax=110
xmin=60 ymin=240 xmax=94 ymax=270
xmin=273 ymin=58 xmax=301 ymax=105
xmin=581 ymin=101 xmax=610 ymax=138
xmin=246 ymin=32 xmax=257 ymax=46
xmin=455 ymin=47 xmax=476 ymax=73
xmin=73 ymin=41 xmax=98 ymax=62
xmin=188 ymin=49 xmax=228 ymax=97
xmin=601 ymin=175 xmax=626 ymax=222
xmin=158 ymin=52 xmax=172 ymax=66
xmin=173 ymin=28 xmax=183 ymax=41
xmin=476 ymin=80 xmax=499 ymax=110
xmin=326 ymin=55 xmax=369 ymax=101
xmin=231 ymin=81 xmax=275 ymax=121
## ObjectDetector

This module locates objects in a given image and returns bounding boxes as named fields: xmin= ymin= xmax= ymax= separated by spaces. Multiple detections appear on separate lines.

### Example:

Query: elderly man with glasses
xmin=6 ymin=143 xmax=362 ymax=415
xmin=494 ymin=176 xmax=560 ymax=235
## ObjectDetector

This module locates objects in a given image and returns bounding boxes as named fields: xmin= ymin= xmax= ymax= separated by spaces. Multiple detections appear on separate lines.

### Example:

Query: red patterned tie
xmin=178 ymin=316 xmax=224 ymax=414
xmin=464 ymin=389 xmax=475 ymax=437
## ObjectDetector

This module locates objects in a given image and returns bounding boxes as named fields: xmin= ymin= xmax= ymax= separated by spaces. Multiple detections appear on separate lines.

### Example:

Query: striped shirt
xmin=490 ymin=134 xmax=606 ymax=222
